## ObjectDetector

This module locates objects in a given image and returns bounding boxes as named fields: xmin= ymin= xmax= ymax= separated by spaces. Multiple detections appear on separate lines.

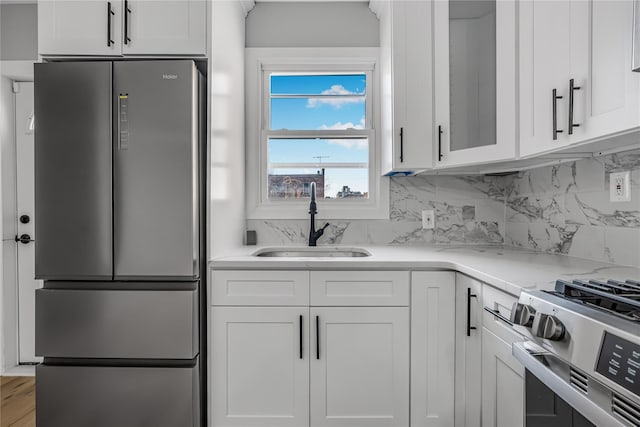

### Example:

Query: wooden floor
xmin=1 ymin=377 xmax=35 ymax=427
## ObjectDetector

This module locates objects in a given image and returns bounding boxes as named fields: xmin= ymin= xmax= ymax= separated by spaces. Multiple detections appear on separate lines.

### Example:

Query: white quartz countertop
xmin=209 ymin=245 xmax=640 ymax=296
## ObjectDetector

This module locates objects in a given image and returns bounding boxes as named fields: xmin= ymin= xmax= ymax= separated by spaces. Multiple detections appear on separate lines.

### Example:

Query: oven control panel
xmin=596 ymin=332 xmax=640 ymax=396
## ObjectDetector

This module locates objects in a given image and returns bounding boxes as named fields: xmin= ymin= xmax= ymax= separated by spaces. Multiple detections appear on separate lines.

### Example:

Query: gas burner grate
xmin=552 ymin=280 xmax=640 ymax=323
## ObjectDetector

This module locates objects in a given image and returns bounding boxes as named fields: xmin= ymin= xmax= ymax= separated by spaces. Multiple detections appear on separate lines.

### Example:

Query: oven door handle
xmin=512 ymin=341 xmax=628 ymax=427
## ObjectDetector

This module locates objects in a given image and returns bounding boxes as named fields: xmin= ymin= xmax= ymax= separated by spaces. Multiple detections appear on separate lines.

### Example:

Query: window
xmin=246 ymin=48 xmax=388 ymax=219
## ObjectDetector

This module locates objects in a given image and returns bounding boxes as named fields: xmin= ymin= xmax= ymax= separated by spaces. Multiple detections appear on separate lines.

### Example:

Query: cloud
xmin=318 ymin=117 xmax=365 ymax=131
xmin=318 ymin=118 xmax=368 ymax=150
xmin=307 ymin=85 xmax=365 ymax=109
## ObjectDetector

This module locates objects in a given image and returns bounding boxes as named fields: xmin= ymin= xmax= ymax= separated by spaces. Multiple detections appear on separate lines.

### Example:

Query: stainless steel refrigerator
xmin=34 ymin=60 xmax=205 ymax=427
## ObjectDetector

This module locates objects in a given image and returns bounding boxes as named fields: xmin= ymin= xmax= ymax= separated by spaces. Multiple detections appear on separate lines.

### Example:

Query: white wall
xmin=209 ymin=1 xmax=250 ymax=257
xmin=0 ymin=3 xmax=38 ymax=60
xmin=246 ymin=2 xmax=378 ymax=47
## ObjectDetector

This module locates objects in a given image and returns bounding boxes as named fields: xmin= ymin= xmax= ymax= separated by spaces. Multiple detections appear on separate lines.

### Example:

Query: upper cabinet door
xmin=519 ymin=1 xmax=579 ymax=157
xmin=374 ymin=0 xmax=433 ymax=175
xmin=122 ymin=0 xmax=206 ymax=55
xmin=38 ymin=0 xmax=122 ymax=56
xmin=434 ymin=0 xmax=517 ymax=167
xmin=570 ymin=0 xmax=640 ymax=144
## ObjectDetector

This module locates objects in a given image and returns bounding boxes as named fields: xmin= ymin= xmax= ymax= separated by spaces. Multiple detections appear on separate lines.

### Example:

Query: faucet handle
xmin=321 ymin=223 xmax=330 ymax=231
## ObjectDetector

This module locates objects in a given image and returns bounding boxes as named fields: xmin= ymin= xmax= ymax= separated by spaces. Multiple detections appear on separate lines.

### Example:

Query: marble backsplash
xmin=504 ymin=148 xmax=640 ymax=268
xmin=247 ymin=174 xmax=508 ymax=246
xmin=247 ymin=148 xmax=640 ymax=268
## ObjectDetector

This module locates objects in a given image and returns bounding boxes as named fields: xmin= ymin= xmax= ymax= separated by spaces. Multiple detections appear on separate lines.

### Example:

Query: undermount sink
xmin=253 ymin=247 xmax=371 ymax=258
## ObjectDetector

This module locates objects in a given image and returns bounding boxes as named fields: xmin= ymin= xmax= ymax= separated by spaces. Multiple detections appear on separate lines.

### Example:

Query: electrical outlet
xmin=610 ymin=171 xmax=631 ymax=202
xmin=422 ymin=210 xmax=435 ymax=229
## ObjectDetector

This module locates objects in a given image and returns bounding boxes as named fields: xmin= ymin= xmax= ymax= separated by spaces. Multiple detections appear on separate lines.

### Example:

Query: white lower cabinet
xmin=211 ymin=307 xmax=309 ymax=427
xmin=211 ymin=270 xmax=410 ymax=427
xmin=454 ymin=274 xmax=482 ymax=427
xmin=311 ymin=307 xmax=409 ymax=427
xmin=410 ymin=271 xmax=456 ymax=427
xmin=481 ymin=327 xmax=525 ymax=427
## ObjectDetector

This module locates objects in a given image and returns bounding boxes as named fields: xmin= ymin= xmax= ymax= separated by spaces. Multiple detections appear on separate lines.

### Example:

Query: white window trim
xmin=245 ymin=47 xmax=389 ymax=220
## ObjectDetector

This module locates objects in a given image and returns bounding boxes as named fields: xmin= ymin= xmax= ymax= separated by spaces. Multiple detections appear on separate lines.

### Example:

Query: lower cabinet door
xmin=211 ymin=307 xmax=310 ymax=427
xmin=481 ymin=327 xmax=525 ymax=427
xmin=310 ymin=307 xmax=410 ymax=427
xmin=36 ymin=362 xmax=200 ymax=427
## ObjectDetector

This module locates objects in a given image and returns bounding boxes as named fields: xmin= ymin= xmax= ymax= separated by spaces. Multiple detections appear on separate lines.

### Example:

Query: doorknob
xmin=15 ymin=234 xmax=34 ymax=244
xmin=19 ymin=215 xmax=30 ymax=224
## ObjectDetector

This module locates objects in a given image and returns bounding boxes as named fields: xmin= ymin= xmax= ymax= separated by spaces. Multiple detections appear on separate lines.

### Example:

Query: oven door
xmin=513 ymin=341 xmax=634 ymax=427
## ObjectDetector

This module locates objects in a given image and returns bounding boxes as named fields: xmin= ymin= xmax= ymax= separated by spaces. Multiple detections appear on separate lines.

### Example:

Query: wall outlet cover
xmin=610 ymin=171 xmax=631 ymax=202
xmin=422 ymin=210 xmax=435 ymax=229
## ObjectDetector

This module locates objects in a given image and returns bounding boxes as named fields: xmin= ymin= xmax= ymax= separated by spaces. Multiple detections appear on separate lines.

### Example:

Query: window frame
xmin=246 ymin=48 xmax=389 ymax=220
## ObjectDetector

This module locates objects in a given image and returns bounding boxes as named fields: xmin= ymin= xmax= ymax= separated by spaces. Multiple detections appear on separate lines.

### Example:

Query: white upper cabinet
xmin=434 ymin=0 xmax=517 ymax=167
xmin=372 ymin=0 xmax=434 ymax=175
xmin=38 ymin=0 xmax=206 ymax=56
xmin=39 ymin=0 xmax=123 ymax=56
xmin=122 ymin=0 xmax=206 ymax=55
xmin=520 ymin=0 xmax=640 ymax=157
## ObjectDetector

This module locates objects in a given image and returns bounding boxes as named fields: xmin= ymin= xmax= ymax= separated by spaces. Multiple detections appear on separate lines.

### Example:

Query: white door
xmin=310 ymin=307 xmax=409 ymax=427
xmin=122 ymin=0 xmax=206 ymax=55
xmin=38 ymin=0 xmax=122 ymax=56
xmin=15 ymin=82 xmax=42 ymax=364
xmin=211 ymin=307 xmax=310 ymax=427
xmin=481 ymin=327 xmax=525 ymax=427
xmin=454 ymin=274 xmax=483 ymax=427
xmin=411 ymin=272 xmax=455 ymax=427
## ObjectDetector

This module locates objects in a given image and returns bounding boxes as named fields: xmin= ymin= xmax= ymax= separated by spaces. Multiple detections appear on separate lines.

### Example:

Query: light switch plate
xmin=422 ymin=210 xmax=435 ymax=229
xmin=610 ymin=171 xmax=631 ymax=202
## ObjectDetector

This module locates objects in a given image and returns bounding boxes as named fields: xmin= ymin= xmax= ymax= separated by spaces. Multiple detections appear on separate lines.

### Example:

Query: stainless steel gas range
xmin=511 ymin=279 xmax=640 ymax=427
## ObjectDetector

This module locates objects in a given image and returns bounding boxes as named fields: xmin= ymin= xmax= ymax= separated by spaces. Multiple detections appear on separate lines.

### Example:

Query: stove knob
xmin=510 ymin=303 xmax=536 ymax=327
xmin=532 ymin=313 xmax=565 ymax=341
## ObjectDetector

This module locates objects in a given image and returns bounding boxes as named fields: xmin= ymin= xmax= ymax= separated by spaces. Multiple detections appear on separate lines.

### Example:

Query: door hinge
xmin=12 ymin=81 xmax=20 ymax=93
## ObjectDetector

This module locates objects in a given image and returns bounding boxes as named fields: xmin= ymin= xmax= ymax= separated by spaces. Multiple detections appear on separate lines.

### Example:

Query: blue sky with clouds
xmin=268 ymin=74 xmax=369 ymax=197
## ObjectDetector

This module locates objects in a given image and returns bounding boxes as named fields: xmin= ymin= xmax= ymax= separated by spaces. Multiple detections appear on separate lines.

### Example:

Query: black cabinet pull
xmin=483 ymin=306 xmax=514 ymax=327
xmin=552 ymin=89 xmax=564 ymax=140
xmin=466 ymin=288 xmax=477 ymax=336
xmin=399 ymin=127 xmax=404 ymax=163
xmin=438 ymin=125 xmax=444 ymax=161
xmin=124 ymin=0 xmax=131 ymax=45
xmin=299 ymin=315 xmax=303 ymax=359
xmin=15 ymin=234 xmax=34 ymax=244
xmin=315 ymin=315 xmax=320 ymax=360
xmin=106 ymin=2 xmax=115 ymax=47
xmin=568 ymin=78 xmax=581 ymax=135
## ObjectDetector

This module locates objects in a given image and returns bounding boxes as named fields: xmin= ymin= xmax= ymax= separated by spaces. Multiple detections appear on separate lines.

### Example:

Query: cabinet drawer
xmin=211 ymin=270 xmax=309 ymax=306
xmin=482 ymin=284 xmax=524 ymax=344
xmin=37 ymin=362 xmax=199 ymax=427
xmin=310 ymin=271 xmax=409 ymax=306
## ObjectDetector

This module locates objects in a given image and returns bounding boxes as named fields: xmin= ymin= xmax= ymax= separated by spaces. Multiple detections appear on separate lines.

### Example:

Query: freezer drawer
xmin=36 ymin=285 xmax=198 ymax=359
xmin=36 ymin=362 xmax=200 ymax=427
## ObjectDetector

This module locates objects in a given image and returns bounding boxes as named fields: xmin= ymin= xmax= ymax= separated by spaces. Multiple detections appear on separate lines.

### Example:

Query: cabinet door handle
xmin=552 ymin=89 xmax=564 ymax=140
xmin=299 ymin=315 xmax=303 ymax=360
xmin=399 ymin=127 xmax=404 ymax=163
xmin=106 ymin=2 xmax=115 ymax=47
xmin=438 ymin=125 xmax=444 ymax=161
xmin=315 ymin=315 xmax=320 ymax=360
xmin=124 ymin=0 xmax=131 ymax=44
xmin=484 ymin=306 xmax=514 ymax=327
xmin=466 ymin=287 xmax=477 ymax=336
xmin=568 ymin=79 xmax=581 ymax=135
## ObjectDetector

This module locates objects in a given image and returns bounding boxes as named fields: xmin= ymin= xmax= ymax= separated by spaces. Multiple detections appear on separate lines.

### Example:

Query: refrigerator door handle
xmin=118 ymin=94 xmax=129 ymax=150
